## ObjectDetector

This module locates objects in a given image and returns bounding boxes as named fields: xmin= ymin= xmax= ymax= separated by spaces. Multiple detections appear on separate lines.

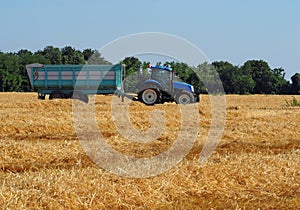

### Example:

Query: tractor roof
xmin=150 ymin=65 xmax=172 ymax=71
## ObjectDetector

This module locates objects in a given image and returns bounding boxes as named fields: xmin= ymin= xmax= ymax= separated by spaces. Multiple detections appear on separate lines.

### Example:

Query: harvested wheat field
xmin=0 ymin=92 xmax=299 ymax=209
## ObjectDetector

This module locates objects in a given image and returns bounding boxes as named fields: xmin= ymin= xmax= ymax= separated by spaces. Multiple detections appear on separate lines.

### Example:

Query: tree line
xmin=121 ymin=57 xmax=300 ymax=94
xmin=0 ymin=46 xmax=110 ymax=92
xmin=0 ymin=46 xmax=299 ymax=94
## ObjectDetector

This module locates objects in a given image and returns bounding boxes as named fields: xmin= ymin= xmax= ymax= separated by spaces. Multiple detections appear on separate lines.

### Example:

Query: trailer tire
xmin=176 ymin=91 xmax=194 ymax=104
xmin=81 ymin=94 xmax=89 ymax=104
xmin=138 ymin=88 xmax=160 ymax=105
xmin=49 ymin=91 xmax=64 ymax=100
xmin=38 ymin=94 xmax=45 ymax=100
xmin=69 ymin=91 xmax=89 ymax=103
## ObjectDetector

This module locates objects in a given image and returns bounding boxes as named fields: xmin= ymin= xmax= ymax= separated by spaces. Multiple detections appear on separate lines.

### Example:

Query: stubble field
xmin=0 ymin=93 xmax=299 ymax=209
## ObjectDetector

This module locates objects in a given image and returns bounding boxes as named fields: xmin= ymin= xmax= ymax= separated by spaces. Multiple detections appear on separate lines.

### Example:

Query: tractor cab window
xmin=150 ymin=68 xmax=172 ymax=91
xmin=151 ymin=68 xmax=171 ymax=82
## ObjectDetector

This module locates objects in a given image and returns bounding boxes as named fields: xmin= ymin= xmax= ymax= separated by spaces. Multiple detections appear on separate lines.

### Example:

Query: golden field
xmin=0 ymin=92 xmax=299 ymax=209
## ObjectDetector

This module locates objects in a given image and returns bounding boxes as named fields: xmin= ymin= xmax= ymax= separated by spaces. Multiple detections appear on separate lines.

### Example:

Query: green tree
xmin=234 ymin=74 xmax=255 ymax=94
xmin=36 ymin=46 xmax=62 ymax=64
xmin=85 ymin=50 xmax=111 ymax=64
xmin=82 ymin=49 xmax=95 ymax=61
xmin=17 ymin=49 xmax=51 ymax=91
xmin=212 ymin=61 xmax=238 ymax=93
xmin=291 ymin=73 xmax=300 ymax=94
xmin=165 ymin=61 xmax=190 ymax=82
xmin=270 ymin=67 xmax=289 ymax=94
xmin=196 ymin=62 xmax=224 ymax=94
xmin=121 ymin=57 xmax=142 ymax=92
xmin=142 ymin=61 xmax=150 ymax=70
xmin=121 ymin=57 xmax=142 ymax=76
xmin=212 ymin=60 xmax=256 ymax=94
xmin=164 ymin=61 xmax=217 ymax=94
xmin=240 ymin=60 xmax=274 ymax=94
xmin=61 ymin=46 xmax=85 ymax=64
xmin=0 ymin=53 xmax=22 ymax=91
xmin=172 ymin=62 xmax=202 ymax=93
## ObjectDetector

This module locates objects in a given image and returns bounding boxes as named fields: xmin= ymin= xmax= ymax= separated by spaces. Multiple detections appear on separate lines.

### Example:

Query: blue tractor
xmin=136 ymin=65 xmax=199 ymax=105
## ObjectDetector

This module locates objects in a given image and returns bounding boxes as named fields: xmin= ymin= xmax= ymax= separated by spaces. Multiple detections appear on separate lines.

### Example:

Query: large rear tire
xmin=139 ymin=88 xmax=160 ymax=105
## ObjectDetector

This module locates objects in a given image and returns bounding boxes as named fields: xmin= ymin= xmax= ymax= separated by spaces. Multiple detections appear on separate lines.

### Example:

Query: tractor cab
xmin=149 ymin=65 xmax=173 ymax=93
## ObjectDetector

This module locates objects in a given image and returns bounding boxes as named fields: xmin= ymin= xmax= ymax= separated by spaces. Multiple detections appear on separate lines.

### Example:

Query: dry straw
xmin=0 ymin=93 xmax=299 ymax=209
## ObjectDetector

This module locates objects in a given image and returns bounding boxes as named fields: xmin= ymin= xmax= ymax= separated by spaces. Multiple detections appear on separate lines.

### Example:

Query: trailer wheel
xmin=69 ymin=91 xmax=89 ymax=103
xmin=49 ymin=91 xmax=64 ymax=100
xmin=176 ymin=91 xmax=194 ymax=104
xmin=139 ymin=88 xmax=160 ymax=105
xmin=38 ymin=94 xmax=45 ymax=100
xmin=81 ymin=94 xmax=89 ymax=104
xmin=69 ymin=91 xmax=81 ymax=100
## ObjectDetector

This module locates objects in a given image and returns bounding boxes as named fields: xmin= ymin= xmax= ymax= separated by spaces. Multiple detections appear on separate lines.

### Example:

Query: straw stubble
xmin=0 ymin=93 xmax=299 ymax=209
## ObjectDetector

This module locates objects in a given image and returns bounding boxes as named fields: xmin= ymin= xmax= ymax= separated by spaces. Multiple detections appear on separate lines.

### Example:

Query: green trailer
xmin=26 ymin=63 xmax=123 ymax=103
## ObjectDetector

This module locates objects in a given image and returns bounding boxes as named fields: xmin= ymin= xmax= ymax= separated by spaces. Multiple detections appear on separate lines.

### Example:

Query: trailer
xmin=26 ymin=63 xmax=123 ymax=103
xmin=26 ymin=63 xmax=199 ymax=105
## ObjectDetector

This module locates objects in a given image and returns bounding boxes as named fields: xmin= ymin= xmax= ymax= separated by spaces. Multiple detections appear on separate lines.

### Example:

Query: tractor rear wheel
xmin=139 ymin=88 xmax=160 ymax=105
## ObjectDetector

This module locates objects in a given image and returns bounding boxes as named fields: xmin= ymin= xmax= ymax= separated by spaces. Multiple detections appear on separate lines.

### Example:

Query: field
xmin=0 ymin=93 xmax=299 ymax=209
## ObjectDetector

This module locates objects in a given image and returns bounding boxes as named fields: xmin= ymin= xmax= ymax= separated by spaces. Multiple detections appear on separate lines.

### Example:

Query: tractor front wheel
xmin=175 ymin=91 xmax=194 ymax=104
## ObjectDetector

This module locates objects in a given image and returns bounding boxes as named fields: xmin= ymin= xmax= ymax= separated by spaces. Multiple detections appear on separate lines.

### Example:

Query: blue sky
xmin=1 ymin=0 xmax=299 ymax=79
